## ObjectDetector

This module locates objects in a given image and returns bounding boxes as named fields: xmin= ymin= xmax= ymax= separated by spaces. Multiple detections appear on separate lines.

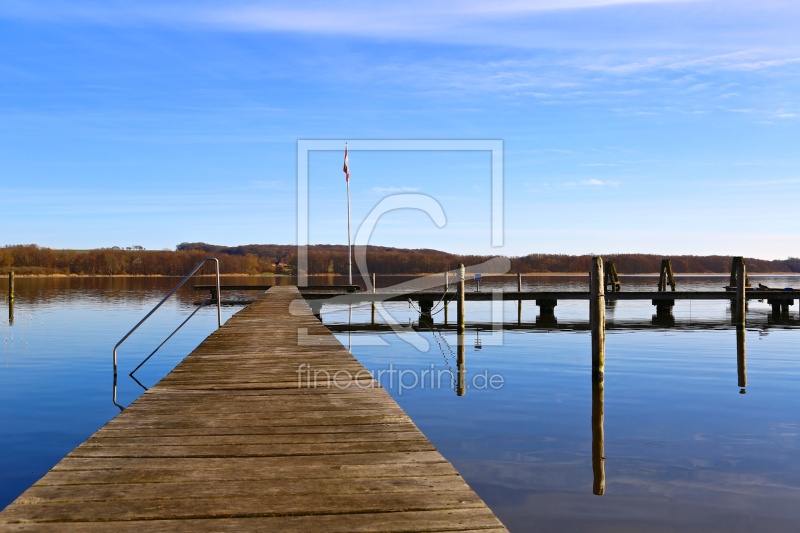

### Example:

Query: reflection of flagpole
xmin=344 ymin=143 xmax=352 ymax=285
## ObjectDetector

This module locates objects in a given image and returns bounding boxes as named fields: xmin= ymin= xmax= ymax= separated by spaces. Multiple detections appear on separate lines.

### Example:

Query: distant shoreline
xmin=4 ymin=271 xmax=800 ymax=278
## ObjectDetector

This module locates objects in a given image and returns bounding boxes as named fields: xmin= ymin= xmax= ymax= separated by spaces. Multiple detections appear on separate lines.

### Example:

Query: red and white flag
xmin=343 ymin=144 xmax=350 ymax=182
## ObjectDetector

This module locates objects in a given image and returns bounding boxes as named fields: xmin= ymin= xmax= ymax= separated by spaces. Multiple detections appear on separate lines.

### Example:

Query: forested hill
xmin=2 ymin=242 xmax=798 ymax=276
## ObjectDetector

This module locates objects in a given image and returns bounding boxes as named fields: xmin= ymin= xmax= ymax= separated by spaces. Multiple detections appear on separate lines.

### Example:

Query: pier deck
xmin=0 ymin=287 xmax=507 ymax=531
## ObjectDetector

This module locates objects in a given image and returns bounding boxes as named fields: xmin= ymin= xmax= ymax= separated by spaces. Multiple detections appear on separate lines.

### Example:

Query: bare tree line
xmin=2 ymin=243 xmax=798 ymax=276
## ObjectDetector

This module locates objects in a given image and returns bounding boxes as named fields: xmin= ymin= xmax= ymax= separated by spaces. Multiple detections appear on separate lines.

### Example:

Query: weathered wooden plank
xmin=37 ymin=461 xmax=461 ymax=485
xmin=19 ymin=475 xmax=471 ymax=503
xmin=2 ymin=490 xmax=489 ymax=522
xmin=94 ymin=422 xmax=422 ymax=437
xmin=82 ymin=431 xmax=427 ymax=446
xmin=69 ymin=440 xmax=438 ymax=458
xmin=0 ymin=286 xmax=507 ymax=531
xmin=3 ymin=508 xmax=506 ymax=532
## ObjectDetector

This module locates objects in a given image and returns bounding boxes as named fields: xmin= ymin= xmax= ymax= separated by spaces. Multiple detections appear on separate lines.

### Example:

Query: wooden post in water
xmin=590 ymin=258 xmax=605 ymax=383
xmin=590 ymin=258 xmax=606 ymax=495
xmin=457 ymin=264 xmax=465 ymax=334
xmin=517 ymin=272 xmax=523 ymax=324
xmin=730 ymin=256 xmax=749 ymax=289
xmin=736 ymin=326 xmax=746 ymax=394
xmin=604 ymin=260 xmax=621 ymax=292
xmin=658 ymin=259 xmax=676 ymax=292
xmin=735 ymin=258 xmax=746 ymax=326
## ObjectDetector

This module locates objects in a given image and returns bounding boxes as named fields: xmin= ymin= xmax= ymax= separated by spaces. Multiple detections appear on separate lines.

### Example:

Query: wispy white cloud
xmin=553 ymin=178 xmax=621 ymax=188
xmin=372 ymin=186 xmax=421 ymax=194
xmin=3 ymin=1 xmax=796 ymax=53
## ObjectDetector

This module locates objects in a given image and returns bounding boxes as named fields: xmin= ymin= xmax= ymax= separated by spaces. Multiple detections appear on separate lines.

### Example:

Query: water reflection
xmin=331 ymin=302 xmax=770 ymax=498
xmin=592 ymin=379 xmax=605 ymax=496
xmin=737 ymin=326 xmax=747 ymax=394
xmin=457 ymin=330 xmax=466 ymax=397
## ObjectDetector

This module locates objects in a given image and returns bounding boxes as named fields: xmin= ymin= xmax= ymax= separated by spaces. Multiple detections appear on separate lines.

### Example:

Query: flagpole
xmin=347 ymin=174 xmax=352 ymax=285
xmin=344 ymin=143 xmax=352 ymax=285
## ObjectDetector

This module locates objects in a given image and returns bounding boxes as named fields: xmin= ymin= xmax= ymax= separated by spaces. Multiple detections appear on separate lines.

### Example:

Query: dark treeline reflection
xmin=3 ymin=276 xmax=296 ymax=306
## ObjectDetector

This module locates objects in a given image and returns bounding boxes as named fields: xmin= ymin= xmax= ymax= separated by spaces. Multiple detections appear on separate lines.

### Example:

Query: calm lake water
xmin=2 ymin=274 xmax=800 ymax=532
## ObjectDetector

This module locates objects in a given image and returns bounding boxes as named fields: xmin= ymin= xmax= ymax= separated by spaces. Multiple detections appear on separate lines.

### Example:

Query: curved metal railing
xmin=113 ymin=258 xmax=222 ymax=410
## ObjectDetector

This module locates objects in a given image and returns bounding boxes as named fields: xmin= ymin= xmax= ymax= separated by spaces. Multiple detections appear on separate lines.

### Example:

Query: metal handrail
xmin=113 ymin=258 xmax=222 ymax=410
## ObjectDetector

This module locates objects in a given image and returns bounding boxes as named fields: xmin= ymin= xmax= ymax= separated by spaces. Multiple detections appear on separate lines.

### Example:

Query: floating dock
xmin=0 ymin=286 xmax=507 ymax=532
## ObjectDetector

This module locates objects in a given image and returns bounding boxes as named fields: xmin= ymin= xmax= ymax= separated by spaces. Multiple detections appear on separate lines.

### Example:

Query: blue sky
xmin=1 ymin=0 xmax=799 ymax=259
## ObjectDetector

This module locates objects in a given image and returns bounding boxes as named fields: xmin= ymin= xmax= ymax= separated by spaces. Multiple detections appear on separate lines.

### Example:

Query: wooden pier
xmin=0 ymin=287 xmax=507 ymax=532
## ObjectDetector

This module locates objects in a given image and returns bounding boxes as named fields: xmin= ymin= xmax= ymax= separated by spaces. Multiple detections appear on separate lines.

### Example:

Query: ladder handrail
xmin=113 ymin=258 xmax=221 ymax=410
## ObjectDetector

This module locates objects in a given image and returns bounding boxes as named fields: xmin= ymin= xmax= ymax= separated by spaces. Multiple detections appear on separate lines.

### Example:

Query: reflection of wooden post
xmin=592 ymin=380 xmax=605 ymax=495
xmin=371 ymin=273 xmax=376 ymax=324
xmin=517 ymin=272 xmax=523 ymax=324
xmin=457 ymin=330 xmax=466 ymax=396
xmin=735 ymin=259 xmax=746 ymax=326
xmin=590 ymin=257 xmax=605 ymax=383
xmin=457 ymin=264 xmax=465 ymax=334
xmin=7 ymin=272 xmax=13 ymax=326
xmin=444 ymin=272 xmax=449 ymax=325
xmin=737 ymin=326 xmax=747 ymax=394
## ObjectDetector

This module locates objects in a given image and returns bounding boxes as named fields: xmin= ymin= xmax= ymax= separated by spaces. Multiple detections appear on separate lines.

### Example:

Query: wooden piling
xmin=730 ymin=256 xmax=749 ymax=289
xmin=604 ymin=261 xmax=621 ymax=292
xmin=517 ymin=273 xmax=523 ymax=324
xmin=735 ymin=258 xmax=746 ymax=326
xmin=590 ymin=258 xmax=606 ymax=493
xmin=457 ymin=264 xmax=465 ymax=334
xmin=658 ymin=259 xmax=676 ymax=292
xmin=590 ymin=258 xmax=605 ymax=383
